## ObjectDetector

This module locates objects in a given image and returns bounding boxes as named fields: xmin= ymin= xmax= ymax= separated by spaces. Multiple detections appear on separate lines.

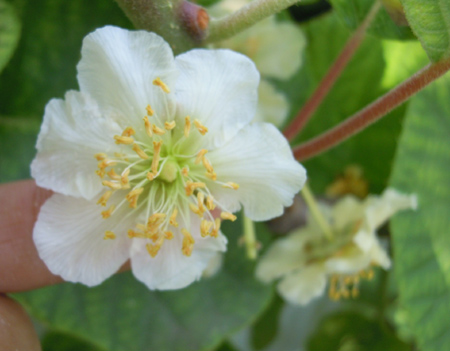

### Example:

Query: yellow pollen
xmin=147 ymin=172 xmax=155 ymax=181
xmin=107 ymin=169 xmax=121 ymax=181
xmin=193 ymin=119 xmax=208 ymax=135
xmin=101 ymin=205 xmax=116 ymax=219
xmin=132 ymin=143 xmax=149 ymax=160
xmin=181 ymin=228 xmax=195 ymax=256
xmin=122 ymin=126 xmax=135 ymax=137
xmin=184 ymin=116 xmax=191 ymax=137
xmin=164 ymin=121 xmax=176 ymax=130
xmin=98 ymin=159 xmax=117 ymax=169
xmin=185 ymin=181 xmax=206 ymax=196
xmin=126 ymin=187 xmax=144 ymax=208
xmin=96 ymin=169 xmax=105 ymax=178
xmin=97 ymin=190 xmax=113 ymax=207
xmin=200 ymin=219 xmax=213 ymax=237
xmin=221 ymin=212 xmax=237 ymax=222
xmin=206 ymin=195 xmax=215 ymax=210
xmin=146 ymin=104 xmax=154 ymax=116
xmin=103 ymin=231 xmax=116 ymax=240
xmin=151 ymin=141 xmax=163 ymax=174
xmin=202 ymin=157 xmax=214 ymax=173
xmin=164 ymin=231 xmax=174 ymax=240
xmin=197 ymin=192 xmax=205 ymax=213
xmin=153 ymin=77 xmax=171 ymax=93
xmin=128 ymin=229 xmax=149 ymax=239
xmin=102 ymin=180 xmax=122 ymax=190
xmin=189 ymin=203 xmax=203 ymax=217
xmin=94 ymin=153 xmax=107 ymax=161
xmin=121 ymin=168 xmax=131 ymax=187
xmin=205 ymin=171 xmax=217 ymax=181
xmin=181 ymin=167 xmax=189 ymax=177
xmin=146 ymin=241 xmax=163 ymax=258
xmin=143 ymin=116 xmax=153 ymax=137
xmin=223 ymin=182 xmax=239 ymax=190
xmin=152 ymin=124 xmax=166 ymax=135
xmin=114 ymin=135 xmax=134 ymax=145
xmin=195 ymin=149 xmax=208 ymax=164
xmin=147 ymin=213 xmax=166 ymax=227
xmin=210 ymin=218 xmax=221 ymax=238
xmin=170 ymin=208 xmax=179 ymax=227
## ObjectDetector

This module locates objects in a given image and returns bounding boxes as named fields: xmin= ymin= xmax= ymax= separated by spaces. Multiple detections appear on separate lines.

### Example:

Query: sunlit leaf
xmin=0 ymin=0 xmax=20 ymax=73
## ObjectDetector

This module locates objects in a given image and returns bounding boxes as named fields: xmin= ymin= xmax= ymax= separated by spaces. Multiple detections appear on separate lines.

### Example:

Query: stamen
xmin=194 ymin=119 xmax=208 ymax=135
xmin=126 ymin=187 xmax=144 ymax=208
xmin=94 ymin=153 xmax=107 ymax=161
xmin=114 ymin=135 xmax=134 ymax=145
xmin=197 ymin=192 xmax=205 ymax=213
xmin=102 ymin=180 xmax=122 ymax=190
xmin=184 ymin=116 xmax=191 ymax=137
xmin=146 ymin=104 xmax=154 ymax=116
xmin=103 ymin=231 xmax=116 ymax=240
xmin=195 ymin=149 xmax=208 ymax=164
xmin=223 ymin=182 xmax=239 ymax=190
xmin=152 ymin=124 xmax=166 ymax=136
xmin=205 ymin=171 xmax=217 ymax=181
xmin=101 ymin=205 xmax=116 ymax=219
xmin=107 ymin=169 xmax=121 ymax=181
xmin=147 ymin=172 xmax=155 ymax=181
xmin=210 ymin=218 xmax=221 ymax=237
xmin=181 ymin=228 xmax=195 ymax=256
xmin=98 ymin=159 xmax=117 ymax=169
xmin=164 ymin=121 xmax=176 ymax=130
xmin=121 ymin=168 xmax=131 ymax=187
xmin=189 ymin=203 xmax=203 ymax=217
xmin=132 ymin=143 xmax=149 ymax=160
xmin=200 ymin=219 xmax=213 ymax=237
xmin=206 ymin=195 xmax=215 ymax=210
xmin=170 ymin=208 xmax=179 ymax=227
xmin=153 ymin=77 xmax=171 ymax=93
xmin=151 ymin=140 xmax=163 ymax=174
xmin=143 ymin=116 xmax=153 ymax=137
xmin=221 ymin=212 xmax=237 ymax=221
xmin=164 ymin=231 xmax=174 ymax=240
xmin=122 ymin=127 xmax=135 ymax=137
xmin=181 ymin=167 xmax=189 ymax=177
xmin=185 ymin=181 xmax=206 ymax=196
xmin=202 ymin=157 xmax=214 ymax=173
xmin=96 ymin=169 xmax=106 ymax=178
xmin=146 ymin=237 xmax=165 ymax=258
xmin=97 ymin=190 xmax=113 ymax=206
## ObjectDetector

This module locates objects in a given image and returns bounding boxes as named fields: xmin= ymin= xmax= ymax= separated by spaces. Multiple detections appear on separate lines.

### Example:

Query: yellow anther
xmin=195 ymin=149 xmax=208 ymax=164
xmin=143 ymin=116 xmax=153 ymax=137
xmin=152 ymin=124 xmax=166 ymax=135
xmin=200 ymin=219 xmax=213 ymax=237
xmin=147 ymin=213 xmax=166 ymax=228
xmin=202 ymin=157 xmax=214 ymax=173
xmin=206 ymin=195 xmax=215 ymax=210
xmin=96 ymin=169 xmax=106 ymax=178
xmin=164 ymin=121 xmax=176 ymax=130
xmin=114 ymin=152 xmax=128 ymax=160
xmin=197 ymin=192 xmax=205 ymax=212
xmin=126 ymin=187 xmax=144 ymax=208
xmin=151 ymin=140 xmax=163 ymax=174
xmin=147 ymin=172 xmax=155 ymax=181
xmin=97 ymin=190 xmax=113 ymax=207
xmin=223 ymin=182 xmax=239 ymax=190
xmin=101 ymin=205 xmax=116 ymax=219
xmin=128 ymin=229 xmax=147 ymax=239
xmin=146 ymin=242 xmax=162 ymax=258
xmin=221 ymin=212 xmax=237 ymax=222
xmin=98 ymin=159 xmax=117 ymax=169
xmin=146 ymin=104 xmax=154 ymax=116
xmin=114 ymin=135 xmax=134 ymax=145
xmin=164 ymin=231 xmax=174 ymax=240
xmin=103 ymin=231 xmax=116 ymax=240
xmin=153 ymin=77 xmax=170 ymax=93
xmin=102 ymin=180 xmax=122 ymax=190
xmin=122 ymin=126 xmax=136 ymax=137
xmin=107 ymin=169 xmax=121 ymax=181
xmin=194 ymin=119 xmax=208 ymax=135
xmin=210 ymin=218 xmax=221 ymax=238
xmin=181 ymin=167 xmax=189 ymax=177
xmin=94 ymin=153 xmax=107 ymax=161
xmin=170 ymin=208 xmax=179 ymax=227
xmin=181 ymin=228 xmax=195 ymax=257
xmin=205 ymin=171 xmax=217 ymax=181
xmin=121 ymin=168 xmax=131 ymax=187
xmin=189 ymin=203 xmax=203 ymax=216
xmin=132 ymin=143 xmax=149 ymax=160
xmin=184 ymin=116 xmax=191 ymax=138
xmin=185 ymin=181 xmax=206 ymax=196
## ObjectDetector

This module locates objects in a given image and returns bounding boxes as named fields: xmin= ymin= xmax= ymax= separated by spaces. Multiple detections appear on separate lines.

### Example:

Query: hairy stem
xmin=284 ymin=1 xmax=381 ymax=141
xmin=292 ymin=59 xmax=450 ymax=161
xmin=206 ymin=0 xmax=300 ymax=43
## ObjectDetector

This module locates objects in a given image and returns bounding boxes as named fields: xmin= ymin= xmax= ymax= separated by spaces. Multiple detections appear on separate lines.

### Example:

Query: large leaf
xmin=401 ymin=0 xmax=450 ymax=62
xmin=330 ymin=0 xmax=415 ymax=40
xmin=390 ymin=72 xmax=450 ymax=351
xmin=16 ymin=219 xmax=272 ymax=351
xmin=0 ymin=0 xmax=20 ymax=73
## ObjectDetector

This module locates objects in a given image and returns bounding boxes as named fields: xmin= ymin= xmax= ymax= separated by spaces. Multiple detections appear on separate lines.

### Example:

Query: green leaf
xmin=401 ymin=0 xmax=450 ymax=62
xmin=329 ymin=0 xmax=415 ymax=40
xmin=390 ymin=72 xmax=450 ymax=351
xmin=0 ymin=0 xmax=20 ymax=73
xmin=41 ymin=331 xmax=103 ymax=351
xmin=16 ymin=219 xmax=272 ymax=351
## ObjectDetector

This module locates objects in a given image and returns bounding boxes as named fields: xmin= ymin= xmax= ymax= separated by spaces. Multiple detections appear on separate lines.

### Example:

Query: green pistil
xmin=159 ymin=158 xmax=179 ymax=183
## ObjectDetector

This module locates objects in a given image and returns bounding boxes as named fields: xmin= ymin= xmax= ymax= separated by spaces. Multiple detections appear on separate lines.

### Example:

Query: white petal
xmin=277 ymin=265 xmax=327 ymax=305
xmin=324 ymin=246 xmax=373 ymax=274
xmin=77 ymin=26 xmax=178 ymax=130
xmin=331 ymin=195 xmax=365 ymax=231
xmin=175 ymin=49 xmax=259 ymax=149
xmin=253 ymin=80 xmax=289 ymax=127
xmin=31 ymin=91 xmax=122 ymax=199
xmin=256 ymin=228 xmax=310 ymax=283
xmin=130 ymin=214 xmax=227 ymax=290
xmin=208 ymin=123 xmax=306 ymax=221
xmin=33 ymin=194 xmax=133 ymax=286
xmin=201 ymin=252 xmax=224 ymax=278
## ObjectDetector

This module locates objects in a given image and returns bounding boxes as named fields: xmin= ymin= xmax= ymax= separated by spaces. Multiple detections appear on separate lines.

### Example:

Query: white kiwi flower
xmin=31 ymin=26 xmax=306 ymax=290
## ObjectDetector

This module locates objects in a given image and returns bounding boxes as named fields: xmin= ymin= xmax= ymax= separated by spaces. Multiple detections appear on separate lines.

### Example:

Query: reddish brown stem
xmin=283 ymin=1 xmax=381 ymax=141
xmin=292 ymin=59 xmax=450 ymax=161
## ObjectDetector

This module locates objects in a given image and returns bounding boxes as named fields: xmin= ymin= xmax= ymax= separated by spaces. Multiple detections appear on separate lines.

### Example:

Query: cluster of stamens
xmin=328 ymin=268 xmax=375 ymax=300
xmin=93 ymin=77 xmax=239 ymax=258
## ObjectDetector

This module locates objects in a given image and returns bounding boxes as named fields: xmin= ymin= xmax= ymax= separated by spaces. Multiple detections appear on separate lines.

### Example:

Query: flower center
xmin=92 ymin=78 xmax=239 ymax=258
